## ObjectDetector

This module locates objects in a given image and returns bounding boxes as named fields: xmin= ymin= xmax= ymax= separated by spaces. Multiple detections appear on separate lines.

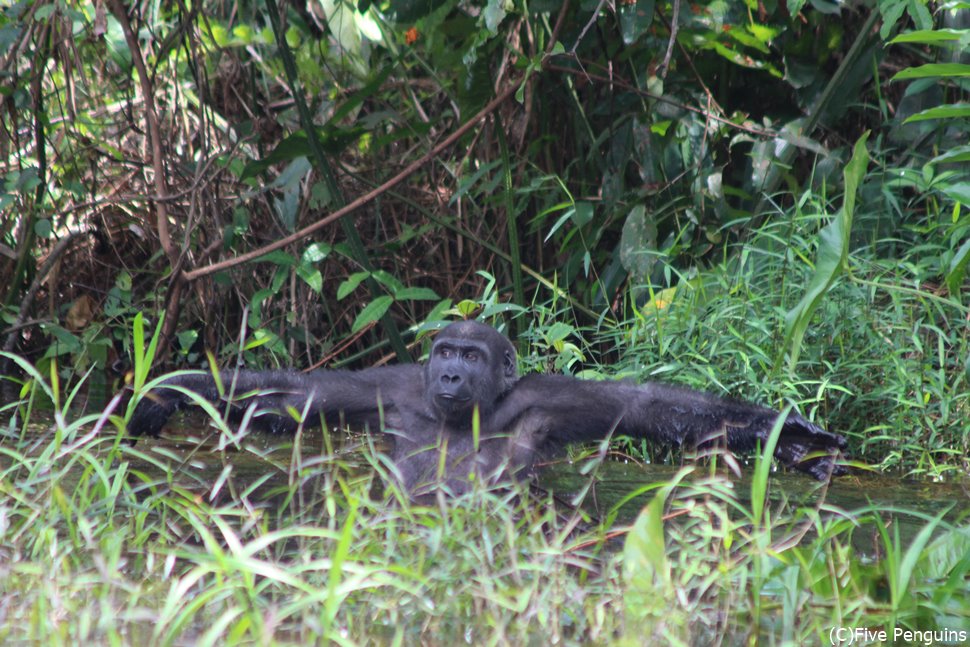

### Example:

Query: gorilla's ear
xmin=503 ymin=350 xmax=516 ymax=378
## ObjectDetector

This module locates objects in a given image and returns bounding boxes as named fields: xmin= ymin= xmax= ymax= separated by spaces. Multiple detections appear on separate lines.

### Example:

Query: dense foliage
xmin=1 ymin=0 xmax=969 ymax=641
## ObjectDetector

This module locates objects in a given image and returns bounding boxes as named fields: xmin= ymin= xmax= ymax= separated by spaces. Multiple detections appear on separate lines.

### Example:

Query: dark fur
xmin=128 ymin=321 xmax=846 ymax=495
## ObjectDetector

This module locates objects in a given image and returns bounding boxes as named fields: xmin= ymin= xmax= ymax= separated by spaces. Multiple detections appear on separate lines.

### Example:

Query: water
xmin=8 ymin=410 xmax=969 ymax=544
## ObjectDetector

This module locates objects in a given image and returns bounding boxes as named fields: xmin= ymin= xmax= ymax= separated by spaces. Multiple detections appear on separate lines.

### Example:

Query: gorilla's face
xmin=424 ymin=321 xmax=517 ymax=425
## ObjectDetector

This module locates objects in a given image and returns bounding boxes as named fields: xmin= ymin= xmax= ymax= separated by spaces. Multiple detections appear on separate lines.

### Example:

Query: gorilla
xmin=128 ymin=320 xmax=846 ymax=496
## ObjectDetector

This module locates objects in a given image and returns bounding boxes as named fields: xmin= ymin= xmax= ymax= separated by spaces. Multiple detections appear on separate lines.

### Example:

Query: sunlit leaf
xmin=295 ymin=263 xmax=323 ymax=293
xmin=301 ymin=242 xmax=332 ymax=264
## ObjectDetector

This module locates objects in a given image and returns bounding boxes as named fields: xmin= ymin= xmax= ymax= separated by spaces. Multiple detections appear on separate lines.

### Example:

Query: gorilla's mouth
xmin=436 ymin=393 xmax=470 ymax=403
xmin=435 ymin=393 xmax=472 ymax=411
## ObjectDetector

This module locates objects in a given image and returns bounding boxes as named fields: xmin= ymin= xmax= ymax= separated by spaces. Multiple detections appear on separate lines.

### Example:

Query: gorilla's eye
xmin=463 ymin=351 xmax=479 ymax=362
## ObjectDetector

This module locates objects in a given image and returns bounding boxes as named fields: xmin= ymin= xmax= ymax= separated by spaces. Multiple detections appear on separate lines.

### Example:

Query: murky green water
xmin=134 ymin=420 xmax=970 ymax=543
xmin=541 ymin=457 xmax=970 ymax=520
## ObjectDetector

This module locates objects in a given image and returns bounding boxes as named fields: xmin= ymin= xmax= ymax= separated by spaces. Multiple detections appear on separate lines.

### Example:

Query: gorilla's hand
xmin=774 ymin=414 xmax=847 ymax=480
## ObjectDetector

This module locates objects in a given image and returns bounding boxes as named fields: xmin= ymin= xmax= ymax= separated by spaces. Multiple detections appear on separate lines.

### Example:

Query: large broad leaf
xmin=784 ymin=132 xmax=869 ymax=370
xmin=618 ymin=0 xmax=654 ymax=46
xmin=322 ymin=0 xmax=363 ymax=57
xmin=619 ymin=205 xmax=658 ymax=288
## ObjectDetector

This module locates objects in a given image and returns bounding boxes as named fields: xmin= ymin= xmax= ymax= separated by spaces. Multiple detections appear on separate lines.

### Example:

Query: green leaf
xmin=892 ymin=63 xmax=970 ymax=80
xmin=619 ymin=205 xmax=658 ymax=285
xmin=751 ymin=408 xmax=787 ymax=526
xmin=371 ymin=270 xmax=405 ymax=294
xmin=456 ymin=299 xmax=479 ymax=317
xmin=0 ymin=351 xmax=56 ymax=404
xmin=905 ymin=0 xmax=933 ymax=31
xmin=941 ymin=182 xmax=970 ymax=204
xmin=623 ymin=489 xmax=670 ymax=590
xmin=270 ymin=265 xmax=289 ymax=292
xmin=893 ymin=511 xmax=948 ymax=607
xmin=841 ymin=131 xmax=869 ymax=223
xmin=618 ymin=0 xmax=654 ymax=46
xmin=243 ymin=335 xmax=271 ymax=351
xmin=249 ymin=287 xmax=274 ymax=326
xmin=930 ymin=146 xmax=970 ymax=164
xmin=622 ymin=468 xmax=691 ymax=625
xmin=543 ymin=321 xmax=575 ymax=345
xmin=247 ymin=328 xmax=286 ymax=354
xmin=483 ymin=0 xmax=508 ymax=34
xmin=394 ymin=287 xmax=440 ymax=300
xmin=352 ymin=296 xmax=394 ymax=333
xmin=130 ymin=312 xmax=164 ymax=392
xmin=946 ymin=238 xmax=970 ymax=302
xmin=296 ymin=263 xmax=323 ymax=293
xmin=301 ymin=242 xmax=332 ymax=264
xmin=423 ymin=299 xmax=453 ymax=323
xmin=902 ymin=103 xmax=970 ymax=123
xmin=321 ymin=0 xmax=362 ymax=57
xmin=295 ymin=244 xmax=329 ymax=293
xmin=241 ymin=134 xmax=312 ymax=180
xmin=34 ymin=218 xmax=52 ymax=237
xmin=337 ymin=272 xmax=371 ymax=300
xmin=889 ymin=28 xmax=970 ymax=45
xmin=176 ymin=329 xmax=199 ymax=358
xmin=572 ymin=200 xmax=594 ymax=227
xmin=724 ymin=25 xmax=772 ymax=53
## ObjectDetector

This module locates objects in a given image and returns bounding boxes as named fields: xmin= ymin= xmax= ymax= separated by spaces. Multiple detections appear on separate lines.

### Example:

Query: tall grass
xmin=1 ymin=355 xmax=968 ymax=644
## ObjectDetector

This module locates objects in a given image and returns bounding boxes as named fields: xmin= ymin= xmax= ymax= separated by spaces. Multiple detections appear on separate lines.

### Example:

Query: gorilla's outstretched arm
xmin=128 ymin=365 xmax=423 ymax=437
xmin=497 ymin=375 xmax=845 ymax=479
